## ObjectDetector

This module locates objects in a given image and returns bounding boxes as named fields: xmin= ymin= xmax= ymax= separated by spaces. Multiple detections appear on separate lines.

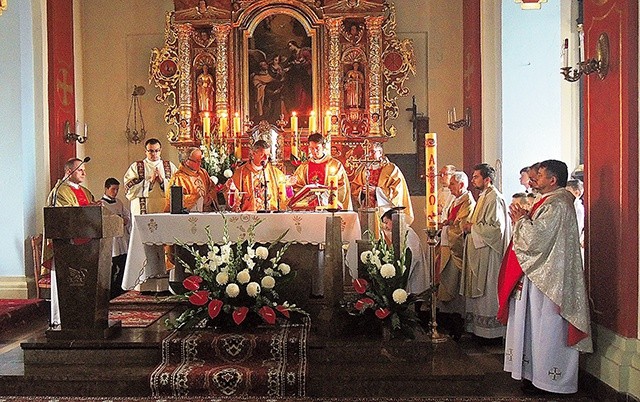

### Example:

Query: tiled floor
xmin=0 ymin=304 xmax=607 ymax=400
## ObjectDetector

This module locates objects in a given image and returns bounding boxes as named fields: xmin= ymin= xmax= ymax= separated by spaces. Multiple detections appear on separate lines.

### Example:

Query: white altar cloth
xmin=123 ymin=211 xmax=361 ymax=289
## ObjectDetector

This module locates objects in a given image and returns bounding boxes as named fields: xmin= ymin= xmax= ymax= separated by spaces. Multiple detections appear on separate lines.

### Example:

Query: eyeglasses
xmin=187 ymin=158 xmax=202 ymax=164
xmin=146 ymin=149 xmax=161 ymax=153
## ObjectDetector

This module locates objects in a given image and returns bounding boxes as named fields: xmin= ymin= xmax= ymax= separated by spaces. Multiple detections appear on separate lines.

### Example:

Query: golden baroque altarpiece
xmin=149 ymin=0 xmax=415 ymax=174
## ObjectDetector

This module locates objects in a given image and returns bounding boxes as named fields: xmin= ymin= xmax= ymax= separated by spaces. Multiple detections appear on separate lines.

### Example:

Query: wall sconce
xmin=125 ymin=85 xmax=147 ymax=144
xmin=63 ymin=120 xmax=87 ymax=143
xmin=447 ymin=107 xmax=471 ymax=131
xmin=561 ymin=33 xmax=609 ymax=82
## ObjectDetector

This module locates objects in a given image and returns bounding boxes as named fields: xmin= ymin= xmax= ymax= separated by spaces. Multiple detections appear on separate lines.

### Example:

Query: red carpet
xmin=109 ymin=305 xmax=175 ymax=328
xmin=0 ymin=299 xmax=47 ymax=333
xmin=150 ymin=319 xmax=310 ymax=397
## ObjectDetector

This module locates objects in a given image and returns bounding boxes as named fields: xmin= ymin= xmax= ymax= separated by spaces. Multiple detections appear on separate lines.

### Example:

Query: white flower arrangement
xmin=168 ymin=218 xmax=307 ymax=329
xmin=350 ymin=231 xmax=422 ymax=339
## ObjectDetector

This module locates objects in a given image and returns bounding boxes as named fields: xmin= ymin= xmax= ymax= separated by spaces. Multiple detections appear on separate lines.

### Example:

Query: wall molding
xmin=0 ymin=276 xmax=30 ymax=299
xmin=583 ymin=324 xmax=640 ymax=399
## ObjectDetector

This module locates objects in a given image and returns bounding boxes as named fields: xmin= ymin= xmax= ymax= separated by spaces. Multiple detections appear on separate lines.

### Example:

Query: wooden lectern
xmin=44 ymin=206 xmax=123 ymax=340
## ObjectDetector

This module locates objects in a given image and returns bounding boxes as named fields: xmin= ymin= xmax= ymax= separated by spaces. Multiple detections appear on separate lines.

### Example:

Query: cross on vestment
xmin=548 ymin=367 xmax=563 ymax=381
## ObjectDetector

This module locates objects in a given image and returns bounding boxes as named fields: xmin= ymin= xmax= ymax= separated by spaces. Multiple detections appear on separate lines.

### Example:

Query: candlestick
xmin=425 ymin=133 xmax=438 ymax=228
xmin=234 ymin=138 xmax=242 ymax=159
xmin=84 ymin=123 xmax=88 ymax=139
xmin=563 ymin=38 xmax=569 ymax=68
xmin=291 ymin=135 xmax=298 ymax=158
xmin=291 ymin=112 xmax=298 ymax=134
xmin=202 ymin=115 xmax=211 ymax=137
xmin=452 ymin=108 xmax=457 ymax=122
xmin=308 ymin=111 xmax=317 ymax=133
xmin=328 ymin=175 xmax=338 ymax=209
xmin=233 ymin=112 xmax=241 ymax=137
xmin=324 ymin=111 xmax=331 ymax=135
xmin=219 ymin=112 xmax=228 ymax=137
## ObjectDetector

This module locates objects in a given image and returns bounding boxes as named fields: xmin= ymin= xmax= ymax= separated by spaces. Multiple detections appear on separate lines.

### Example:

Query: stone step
xmin=307 ymin=361 xmax=484 ymax=397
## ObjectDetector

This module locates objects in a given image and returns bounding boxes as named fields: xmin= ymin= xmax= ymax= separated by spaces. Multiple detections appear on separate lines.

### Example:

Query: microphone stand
xmin=262 ymin=164 xmax=269 ymax=212
xmin=50 ymin=157 xmax=90 ymax=207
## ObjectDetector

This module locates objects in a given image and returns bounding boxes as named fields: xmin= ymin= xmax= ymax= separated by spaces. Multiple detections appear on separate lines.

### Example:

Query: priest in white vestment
xmin=438 ymin=171 xmax=475 ymax=336
xmin=499 ymin=159 xmax=592 ymax=395
xmin=461 ymin=163 xmax=510 ymax=339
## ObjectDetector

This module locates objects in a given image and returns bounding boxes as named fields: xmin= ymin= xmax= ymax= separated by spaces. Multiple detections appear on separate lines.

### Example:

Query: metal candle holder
xmin=425 ymin=226 xmax=447 ymax=343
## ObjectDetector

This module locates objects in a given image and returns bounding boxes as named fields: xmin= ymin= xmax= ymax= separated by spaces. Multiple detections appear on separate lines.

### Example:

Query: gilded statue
xmin=344 ymin=61 xmax=365 ymax=109
xmin=196 ymin=65 xmax=214 ymax=113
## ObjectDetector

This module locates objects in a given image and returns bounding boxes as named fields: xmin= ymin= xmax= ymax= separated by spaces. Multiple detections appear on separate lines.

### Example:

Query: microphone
xmin=50 ymin=157 xmax=91 ymax=207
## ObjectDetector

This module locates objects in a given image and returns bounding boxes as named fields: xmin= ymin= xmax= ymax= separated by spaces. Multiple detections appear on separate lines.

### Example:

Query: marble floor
xmin=0 ymin=303 xmax=609 ymax=400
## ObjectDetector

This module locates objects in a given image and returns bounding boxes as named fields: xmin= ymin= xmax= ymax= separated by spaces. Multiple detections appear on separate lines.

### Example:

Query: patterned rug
xmin=109 ymin=305 xmax=175 ymax=328
xmin=0 ymin=397 xmax=592 ymax=401
xmin=0 ymin=299 xmax=47 ymax=333
xmin=110 ymin=290 xmax=178 ymax=305
xmin=149 ymin=318 xmax=310 ymax=398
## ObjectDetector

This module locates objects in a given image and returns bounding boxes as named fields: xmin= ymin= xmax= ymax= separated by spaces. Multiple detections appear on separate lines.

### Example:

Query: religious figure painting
xmin=248 ymin=14 xmax=313 ymax=127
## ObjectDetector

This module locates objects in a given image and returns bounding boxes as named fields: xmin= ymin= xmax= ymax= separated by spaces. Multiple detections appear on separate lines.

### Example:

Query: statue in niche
xmin=196 ymin=65 xmax=214 ymax=113
xmin=344 ymin=61 xmax=365 ymax=109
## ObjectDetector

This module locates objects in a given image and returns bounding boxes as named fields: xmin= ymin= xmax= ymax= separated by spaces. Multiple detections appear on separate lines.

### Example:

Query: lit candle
xmin=425 ymin=133 xmax=438 ymax=228
xmin=563 ymin=38 xmax=569 ymax=68
xmin=308 ymin=111 xmax=317 ymax=133
xmin=324 ymin=111 xmax=332 ymax=135
xmin=202 ymin=115 xmax=211 ymax=137
xmin=233 ymin=112 xmax=242 ymax=137
xmin=218 ymin=112 xmax=228 ymax=137
xmin=291 ymin=112 xmax=298 ymax=134
xmin=84 ymin=122 xmax=88 ymax=139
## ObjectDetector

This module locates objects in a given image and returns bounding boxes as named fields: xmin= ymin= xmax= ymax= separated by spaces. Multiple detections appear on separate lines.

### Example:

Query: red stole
xmin=69 ymin=186 xmax=91 ymax=245
xmin=447 ymin=202 xmax=463 ymax=222
xmin=496 ymin=195 xmax=587 ymax=346
xmin=307 ymin=161 xmax=327 ymax=185
xmin=70 ymin=186 xmax=90 ymax=206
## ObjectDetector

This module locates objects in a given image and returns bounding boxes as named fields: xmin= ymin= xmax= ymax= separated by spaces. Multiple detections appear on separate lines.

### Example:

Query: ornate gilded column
xmin=365 ymin=16 xmax=384 ymax=131
xmin=213 ymin=24 xmax=232 ymax=116
xmin=176 ymin=23 xmax=195 ymax=142
xmin=325 ymin=17 xmax=343 ymax=115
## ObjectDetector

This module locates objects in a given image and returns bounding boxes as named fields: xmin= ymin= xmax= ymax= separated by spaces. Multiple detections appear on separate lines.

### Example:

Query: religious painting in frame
xmin=247 ymin=14 xmax=313 ymax=127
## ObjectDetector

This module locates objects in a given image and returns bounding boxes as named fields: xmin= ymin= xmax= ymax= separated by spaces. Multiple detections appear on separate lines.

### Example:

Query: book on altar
xmin=288 ymin=183 xmax=331 ymax=211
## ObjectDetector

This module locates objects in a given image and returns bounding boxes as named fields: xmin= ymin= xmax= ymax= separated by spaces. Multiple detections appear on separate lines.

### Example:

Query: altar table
xmin=122 ymin=211 xmax=361 ymax=290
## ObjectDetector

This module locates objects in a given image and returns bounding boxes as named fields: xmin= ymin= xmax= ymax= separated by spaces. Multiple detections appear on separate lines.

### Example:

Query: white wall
xmin=0 ymin=0 xmax=48 ymax=297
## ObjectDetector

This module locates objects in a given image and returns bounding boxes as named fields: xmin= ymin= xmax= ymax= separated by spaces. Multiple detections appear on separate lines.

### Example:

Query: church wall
xmin=580 ymin=0 xmax=639 ymax=398
xmin=0 ymin=0 xmax=48 ymax=298
xmin=79 ymin=0 xmax=177 ymax=197
xmin=582 ymin=0 xmax=639 ymax=339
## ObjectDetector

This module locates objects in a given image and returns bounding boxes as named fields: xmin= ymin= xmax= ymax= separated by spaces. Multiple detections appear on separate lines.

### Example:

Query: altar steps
xmin=307 ymin=333 xmax=487 ymax=398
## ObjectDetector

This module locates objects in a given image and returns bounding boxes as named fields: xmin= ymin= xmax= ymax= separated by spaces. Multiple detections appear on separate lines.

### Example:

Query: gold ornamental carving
xmin=381 ymin=3 xmax=415 ymax=137
xmin=213 ymin=24 xmax=232 ymax=115
xmin=151 ymin=0 xmax=414 ymax=152
xmin=149 ymin=12 xmax=180 ymax=134
xmin=326 ymin=17 xmax=343 ymax=113
xmin=365 ymin=15 xmax=384 ymax=135
xmin=177 ymin=23 xmax=195 ymax=142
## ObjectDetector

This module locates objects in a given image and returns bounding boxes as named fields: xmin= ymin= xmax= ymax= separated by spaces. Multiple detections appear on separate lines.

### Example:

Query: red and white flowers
xmin=168 ymin=218 xmax=306 ymax=329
